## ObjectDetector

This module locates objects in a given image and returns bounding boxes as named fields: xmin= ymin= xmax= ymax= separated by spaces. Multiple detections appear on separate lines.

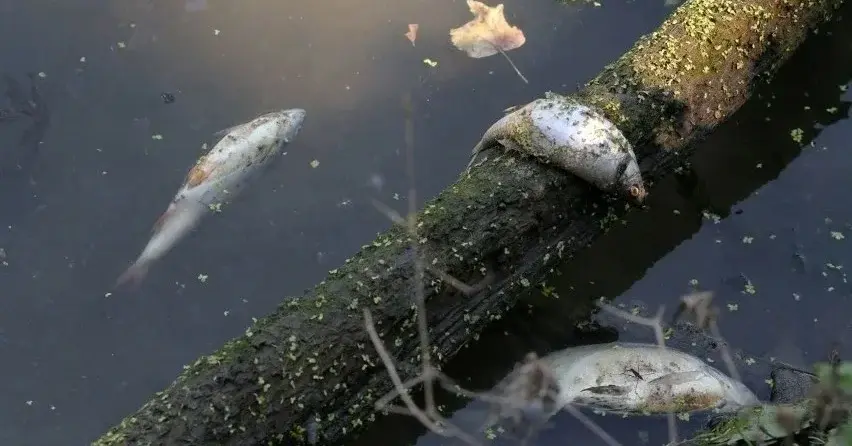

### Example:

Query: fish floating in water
xmin=115 ymin=108 xmax=307 ymax=288
xmin=465 ymin=91 xmax=647 ymax=204
xmin=494 ymin=342 xmax=758 ymax=419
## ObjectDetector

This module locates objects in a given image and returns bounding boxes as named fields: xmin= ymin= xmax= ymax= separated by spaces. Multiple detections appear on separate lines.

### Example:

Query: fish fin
xmin=465 ymin=141 xmax=486 ymax=173
xmin=115 ymin=260 xmax=151 ymax=289
xmin=648 ymin=371 xmax=706 ymax=388
xmin=213 ymin=122 xmax=250 ymax=138
xmin=497 ymin=137 xmax=523 ymax=153
xmin=580 ymin=385 xmax=630 ymax=396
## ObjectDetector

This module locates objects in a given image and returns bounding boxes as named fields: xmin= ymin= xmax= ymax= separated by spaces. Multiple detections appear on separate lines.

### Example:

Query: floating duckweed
xmin=790 ymin=128 xmax=804 ymax=143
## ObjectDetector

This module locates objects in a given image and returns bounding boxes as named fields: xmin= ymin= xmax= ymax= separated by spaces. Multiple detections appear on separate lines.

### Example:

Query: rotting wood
xmin=92 ymin=0 xmax=845 ymax=445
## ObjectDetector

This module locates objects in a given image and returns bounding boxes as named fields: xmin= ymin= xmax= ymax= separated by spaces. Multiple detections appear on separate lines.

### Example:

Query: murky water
xmin=0 ymin=0 xmax=846 ymax=445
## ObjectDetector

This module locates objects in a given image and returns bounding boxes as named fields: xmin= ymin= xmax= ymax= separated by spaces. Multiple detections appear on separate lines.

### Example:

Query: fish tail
xmin=115 ymin=260 xmax=151 ymax=289
xmin=465 ymin=142 xmax=485 ymax=173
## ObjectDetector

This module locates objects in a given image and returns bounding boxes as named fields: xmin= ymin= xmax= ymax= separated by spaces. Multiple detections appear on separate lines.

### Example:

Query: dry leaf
xmin=449 ymin=0 xmax=525 ymax=59
xmin=405 ymin=24 xmax=419 ymax=46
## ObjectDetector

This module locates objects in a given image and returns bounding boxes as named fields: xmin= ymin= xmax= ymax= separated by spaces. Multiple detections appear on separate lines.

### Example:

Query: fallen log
xmin=93 ymin=0 xmax=845 ymax=445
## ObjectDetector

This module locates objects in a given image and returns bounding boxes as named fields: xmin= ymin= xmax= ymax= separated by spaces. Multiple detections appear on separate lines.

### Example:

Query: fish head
xmin=614 ymin=153 xmax=647 ymax=205
xmin=719 ymin=374 xmax=760 ymax=409
xmin=239 ymin=108 xmax=307 ymax=148
xmin=267 ymin=108 xmax=307 ymax=143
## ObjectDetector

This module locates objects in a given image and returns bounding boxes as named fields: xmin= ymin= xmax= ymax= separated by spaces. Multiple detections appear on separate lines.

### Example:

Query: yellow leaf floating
xmin=423 ymin=58 xmax=438 ymax=67
xmin=449 ymin=0 xmax=528 ymax=83
xmin=449 ymin=0 xmax=526 ymax=58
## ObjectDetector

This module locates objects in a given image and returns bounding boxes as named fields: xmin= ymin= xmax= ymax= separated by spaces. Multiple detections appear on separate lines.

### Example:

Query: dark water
xmin=0 ymin=1 xmax=845 ymax=446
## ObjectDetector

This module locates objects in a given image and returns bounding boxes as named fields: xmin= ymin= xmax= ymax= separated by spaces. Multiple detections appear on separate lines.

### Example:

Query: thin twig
xmin=708 ymin=320 xmax=742 ymax=384
xmin=370 ymin=197 xmax=494 ymax=297
xmin=598 ymin=302 xmax=679 ymax=445
xmin=364 ymin=308 xmax=472 ymax=441
xmin=486 ymin=40 xmax=529 ymax=84
xmin=362 ymin=94 xmax=484 ymax=446
xmin=562 ymin=404 xmax=624 ymax=446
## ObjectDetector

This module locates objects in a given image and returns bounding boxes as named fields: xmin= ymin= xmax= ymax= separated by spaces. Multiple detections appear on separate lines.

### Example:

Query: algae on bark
xmin=686 ymin=360 xmax=852 ymax=445
xmin=93 ymin=0 xmax=844 ymax=445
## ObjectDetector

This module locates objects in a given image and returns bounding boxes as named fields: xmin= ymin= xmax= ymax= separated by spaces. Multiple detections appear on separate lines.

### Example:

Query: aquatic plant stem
xmin=491 ymin=42 xmax=529 ymax=84
xmin=599 ymin=302 xmax=679 ymax=444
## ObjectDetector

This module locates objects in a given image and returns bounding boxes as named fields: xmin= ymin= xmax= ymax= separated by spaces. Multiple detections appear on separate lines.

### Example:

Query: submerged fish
xmin=115 ymin=108 xmax=307 ymax=288
xmin=532 ymin=342 xmax=758 ymax=416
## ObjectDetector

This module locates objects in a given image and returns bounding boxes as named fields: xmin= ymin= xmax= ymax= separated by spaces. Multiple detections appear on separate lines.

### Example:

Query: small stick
xmin=486 ymin=40 xmax=529 ymax=84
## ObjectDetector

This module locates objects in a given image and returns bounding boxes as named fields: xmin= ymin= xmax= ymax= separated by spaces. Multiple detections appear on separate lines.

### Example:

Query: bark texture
xmin=93 ymin=0 xmax=845 ymax=445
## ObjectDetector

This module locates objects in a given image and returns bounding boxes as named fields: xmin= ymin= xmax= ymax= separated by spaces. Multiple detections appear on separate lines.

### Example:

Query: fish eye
xmin=629 ymin=185 xmax=641 ymax=197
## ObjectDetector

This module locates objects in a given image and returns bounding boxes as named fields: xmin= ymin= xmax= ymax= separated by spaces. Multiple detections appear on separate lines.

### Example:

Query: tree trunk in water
xmin=93 ymin=1 xmax=845 ymax=445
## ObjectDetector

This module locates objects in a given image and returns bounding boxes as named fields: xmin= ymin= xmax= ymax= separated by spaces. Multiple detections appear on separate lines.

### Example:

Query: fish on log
xmin=93 ymin=0 xmax=845 ymax=445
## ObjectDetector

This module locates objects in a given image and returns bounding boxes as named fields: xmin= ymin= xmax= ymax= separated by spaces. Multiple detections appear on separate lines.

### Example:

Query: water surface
xmin=0 ymin=0 xmax=678 ymax=444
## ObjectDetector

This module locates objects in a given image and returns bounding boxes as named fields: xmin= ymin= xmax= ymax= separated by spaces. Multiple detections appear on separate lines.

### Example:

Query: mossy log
xmin=93 ymin=0 xmax=844 ymax=445
xmin=684 ymin=400 xmax=830 ymax=445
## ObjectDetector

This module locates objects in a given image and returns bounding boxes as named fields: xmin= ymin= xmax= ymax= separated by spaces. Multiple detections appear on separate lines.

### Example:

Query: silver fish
xmin=115 ymin=108 xmax=307 ymax=288
xmin=538 ymin=342 xmax=759 ymax=415
xmin=465 ymin=91 xmax=647 ymax=204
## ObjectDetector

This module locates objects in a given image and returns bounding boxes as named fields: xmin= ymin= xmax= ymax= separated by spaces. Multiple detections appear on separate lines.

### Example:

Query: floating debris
xmin=450 ymin=0 xmax=527 ymax=82
xmin=404 ymin=24 xmax=418 ymax=46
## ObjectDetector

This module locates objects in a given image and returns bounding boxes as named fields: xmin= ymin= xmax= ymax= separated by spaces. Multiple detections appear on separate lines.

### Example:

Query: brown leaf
xmin=449 ymin=0 xmax=526 ymax=59
xmin=405 ymin=24 xmax=418 ymax=46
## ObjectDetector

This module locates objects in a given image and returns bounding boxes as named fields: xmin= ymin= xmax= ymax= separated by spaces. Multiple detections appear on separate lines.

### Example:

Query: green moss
xmin=580 ymin=0 xmax=842 ymax=151
xmin=690 ymin=410 xmax=754 ymax=445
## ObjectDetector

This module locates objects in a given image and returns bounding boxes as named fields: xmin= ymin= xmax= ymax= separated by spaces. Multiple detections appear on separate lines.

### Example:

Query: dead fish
xmin=539 ymin=342 xmax=759 ymax=415
xmin=465 ymin=91 xmax=646 ymax=204
xmin=115 ymin=108 xmax=307 ymax=288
